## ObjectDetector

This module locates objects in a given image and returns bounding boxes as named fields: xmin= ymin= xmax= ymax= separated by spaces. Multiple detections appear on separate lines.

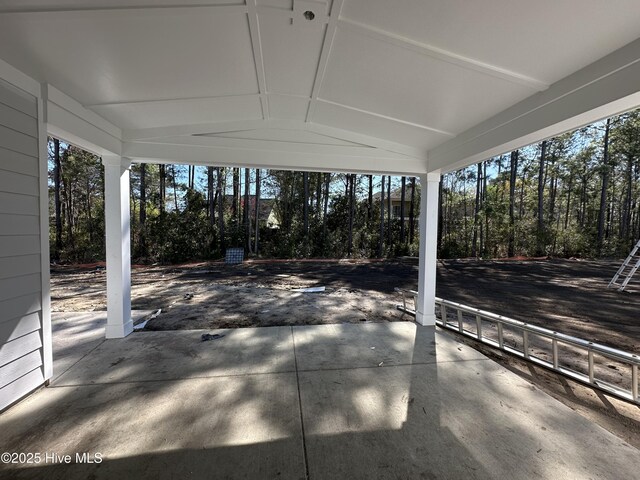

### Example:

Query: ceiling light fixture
xmin=303 ymin=10 xmax=315 ymax=21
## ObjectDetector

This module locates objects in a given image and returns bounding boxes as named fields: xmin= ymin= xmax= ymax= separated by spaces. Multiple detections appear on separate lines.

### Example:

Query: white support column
xmin=103 ymin=156 xmax=133 ymax=338
xmin=416 ymin=171 xmax=441 ymax=326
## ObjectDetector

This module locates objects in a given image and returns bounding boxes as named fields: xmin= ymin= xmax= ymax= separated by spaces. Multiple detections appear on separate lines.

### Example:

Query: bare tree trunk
xmin=303 ymin=171 xmax=309 ymax=243
xmin=139 ymin=162 xmax=147 ymax=256
xmin=254 ymin=169 xmax=261 ymax=254
xmin=387 ymin=175 xmax=392 ymax=248
xmin=244 ymin=168 xmax=251 ymax=253
xmin=606 ymin=181 xmax=616 ymax=240
xmin=172 ymin=165 xmax=178 ymax=212
xmin=53 ymin=138 xmax=62 ymax=260
xmin=368 ymin=175 xmax=373 ymax=222
xmin=564 ymin=176 xmax=572 ymax=230
xmin=508 ymin=150 xmax=519 ymax=258
xmin=409 ymin=177 xmax=416 ymax=244
xmin=86 ymin=176 xmax=94 ymax=245
xmin=482 ymin=161 xmax=488 ymax=256
xmin=462 ymin=170 xmax=468 ymax=255
xmin=472 ymin=163 xmax=481 ymax=257
xmin=400 ymin=176 xmax=406 ymax=244
xmin=348 ymin=174 xmax=354 ymax=256
xmin=207 ymin=166 xmax=214 ymax=225
xmin=217 ymin=167 xmax=225 ymax=253
xmin=549 ymin=172 xmax=558 ymax=224
xmin=437 ymin=177 xmax=443 ymax=254
xmin=322 ymin=173 xmax=330 ymax=248
xmin=188 ymin=165 xmax=196 ymax=189
xmin=536 ymin=141 xmax=547 ymax=255
xmin=232 ymin=168 xmax=239 ymax=221
xmin=500 ymin=154 xmax=507 ymax=205
xmin=130 ymin=181 xmax=136 ymax=255
xmin=518 ymin=165 xmax=526 ymax=219
xmin=379 ymin=176 xmax=385 ymax=257
xmin=622 ymin=156 xmax=633 ymax=241
xmin=315 ymin=173 xmax=322 ymax=219
xmin=597 ymin=118 xmax=612 ymax=253
xmin=159 ymin=164 xmax=166 ymax=215
xmin=61 ymin=148 xmax=75 ymax=253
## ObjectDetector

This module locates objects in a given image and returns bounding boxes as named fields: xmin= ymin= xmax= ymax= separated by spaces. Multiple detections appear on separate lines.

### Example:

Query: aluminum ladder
xmin=608 ymin=239 xmax=640 ymax=291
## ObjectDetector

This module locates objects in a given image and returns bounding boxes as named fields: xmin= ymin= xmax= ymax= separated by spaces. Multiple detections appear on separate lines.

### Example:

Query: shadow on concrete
xmin=1 ymin=321 xmax=639 ymax=479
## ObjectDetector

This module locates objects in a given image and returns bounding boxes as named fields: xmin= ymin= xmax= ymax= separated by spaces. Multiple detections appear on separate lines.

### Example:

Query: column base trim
xmin=105 ymin=319 xmax=134 ymax=339
xmin=416 ymin=312 xmax=436 ymax=326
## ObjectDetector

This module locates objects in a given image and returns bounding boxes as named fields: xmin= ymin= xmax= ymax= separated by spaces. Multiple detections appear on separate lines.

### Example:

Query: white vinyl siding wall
xmin=0 ymin=78 xmax=45 ymax=411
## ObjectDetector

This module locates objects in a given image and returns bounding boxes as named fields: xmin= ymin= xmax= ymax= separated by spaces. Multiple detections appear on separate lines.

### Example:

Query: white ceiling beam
xmin=0 ymin=3 xmax=247 ymax=14
xmin=305 ymin=0 xmax=344 ymax=122
xmin=428 ymin=38 xmax=640 ymax=173
xmin=44 ymin=84 xmax=122 ymax=156
xmin=123 ymin=141 xmax=427 ymax=176
xmin=246 ymin=0 xmax=269 ymax=119
xmin=137 ymin=134 xmax=415 ymax=160
xmin=338 ymin=18 xmax=549 ymax=92
xmin=0 ymin=57 xmax=40 ymax=97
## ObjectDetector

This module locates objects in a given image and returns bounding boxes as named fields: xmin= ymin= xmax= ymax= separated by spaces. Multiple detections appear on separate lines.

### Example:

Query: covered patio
xmin=2 ymin=0 xmax=640 ymax=477
xmin=2 ymin=319 xmax=639 ymax=479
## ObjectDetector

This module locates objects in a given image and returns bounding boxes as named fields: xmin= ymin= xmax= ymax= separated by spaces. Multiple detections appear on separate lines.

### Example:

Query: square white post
xmin=416 ymin=171 xmax=440 ymax=326
xmin=103 ymin=156 xmax=133 ymax=338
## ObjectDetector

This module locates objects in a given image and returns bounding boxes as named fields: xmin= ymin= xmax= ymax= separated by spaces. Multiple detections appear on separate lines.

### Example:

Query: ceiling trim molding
xmin=0 ymin=3 xmax=248 ymax=14
xmin=122 ymin=119 xmax=271 ymax=141
xmin=246 ymin=0 xmax=269 ymax=119
xmin=317 ymin=98 xmax=455 ymax=137
xmin=305 ymin=0 xmax=344 ymax=122
xmin=123 ymin=140 xmax=427 ymax=175
xmin=135 ymin=134 xmax=414 ymax=160
xmin=84 ymin=93 xmax=260 ymax=108
xmin=338 ymin=17 xmax=550 ymax=92
xmin=306 ymin=122 xmax=426 ymax=159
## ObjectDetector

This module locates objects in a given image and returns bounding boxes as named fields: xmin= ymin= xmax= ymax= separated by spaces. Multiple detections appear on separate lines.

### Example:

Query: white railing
xmin=395 ymin=288 xmax=640 ymax=405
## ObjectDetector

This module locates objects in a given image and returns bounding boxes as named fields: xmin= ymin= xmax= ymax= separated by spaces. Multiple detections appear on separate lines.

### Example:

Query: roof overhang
xmin=0 ymin=1 xmax=639 ymax=175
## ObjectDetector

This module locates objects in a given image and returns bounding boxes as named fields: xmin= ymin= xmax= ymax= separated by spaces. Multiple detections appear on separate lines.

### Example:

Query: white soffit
xmin=0 ymin=6 xmax=258 ymax=105
xmin=341 ymin=0 xmax=640 ymax=86
xmin=320 ymin=26 xmax=537 ymax=135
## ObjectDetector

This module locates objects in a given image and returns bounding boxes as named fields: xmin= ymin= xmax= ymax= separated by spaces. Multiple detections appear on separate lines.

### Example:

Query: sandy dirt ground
xmin=50 ymin=257 xmax=640 ymax=447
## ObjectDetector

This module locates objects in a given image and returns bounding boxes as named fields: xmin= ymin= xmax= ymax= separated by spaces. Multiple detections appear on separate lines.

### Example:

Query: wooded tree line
xmin=439 ymin=111 xmax=640 ymax=258
xmin=48 ymin=109 xmax=640 ymax=263
xmin=48 ymin=146 xmax=420 ymax=263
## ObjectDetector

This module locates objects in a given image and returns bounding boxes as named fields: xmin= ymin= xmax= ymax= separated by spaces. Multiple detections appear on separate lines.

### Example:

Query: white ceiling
xmin=0 ymin=0 xmax=640 ymax=168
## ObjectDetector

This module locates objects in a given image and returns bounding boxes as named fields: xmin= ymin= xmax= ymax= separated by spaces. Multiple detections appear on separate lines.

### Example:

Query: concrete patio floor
xmin=1 ymin=317 xmax=639 ymax=479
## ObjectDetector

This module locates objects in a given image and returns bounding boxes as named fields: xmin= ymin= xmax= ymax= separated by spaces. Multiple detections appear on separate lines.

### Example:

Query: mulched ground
xmin=51 ymin=257 xmax=639 ymax=352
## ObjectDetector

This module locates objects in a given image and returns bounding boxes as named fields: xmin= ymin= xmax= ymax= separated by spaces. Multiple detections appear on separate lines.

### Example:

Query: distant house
xmin=248 ymin=197 xmax=280 ymax=229
xmin=225 ymin=195 xmax=280 ymax=229
xmin=372 ymin=184 xmax=418 ymax=219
